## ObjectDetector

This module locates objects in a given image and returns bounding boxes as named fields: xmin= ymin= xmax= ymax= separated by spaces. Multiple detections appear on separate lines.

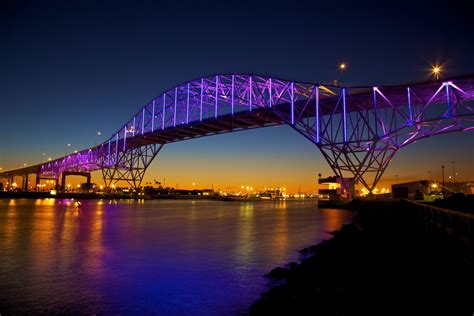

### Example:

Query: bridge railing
xmin=402 ymin=199 xmax=474 ymax=263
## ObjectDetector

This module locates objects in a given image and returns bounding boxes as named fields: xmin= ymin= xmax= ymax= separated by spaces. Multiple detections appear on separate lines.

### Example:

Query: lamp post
xmin=95 ymin=131 xmax=101 ymax=147
xmin=451 ymin=160 xmax=456 ymax=183
xmin=431 ymin=65 xmax=442 ymax=80
xmin=338 ymin=62 xmax=347 ymax=85
xmin=441 ymin=165 xmax=445 ymax=195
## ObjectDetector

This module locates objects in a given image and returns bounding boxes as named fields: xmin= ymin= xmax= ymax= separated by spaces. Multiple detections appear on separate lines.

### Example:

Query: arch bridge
xmin=1 ymin=74 xmax=473 ymax=195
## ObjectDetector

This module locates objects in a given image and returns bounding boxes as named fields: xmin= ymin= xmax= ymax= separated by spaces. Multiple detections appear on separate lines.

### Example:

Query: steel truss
xmin=101 ymin=143 xmax=163 ymax=189
xmin=282 ymin=81 xmax=474 ymax=194
xmin=22 ymin=74 xmax=474 ymax=193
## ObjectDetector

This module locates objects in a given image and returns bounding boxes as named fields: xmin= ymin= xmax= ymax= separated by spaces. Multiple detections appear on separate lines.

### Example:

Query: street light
xmin=451 ymin=160 xmax=456 ymax=182
xmin=441 ymin=165 xmax=445 ymax=195
xmin=431 ymin=65 xmax=442 ymax=80
xmin=339 ymin=62 xmax=347 ymax=72
xmin=95 ymin=131 xmax=101 ymax=146
xmin=338 ymin=62 xmax=347 ymax=85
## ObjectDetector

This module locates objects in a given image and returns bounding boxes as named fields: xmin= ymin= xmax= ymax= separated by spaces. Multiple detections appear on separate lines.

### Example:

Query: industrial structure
xmin=1 ymin=74 xmax=473 ymax=194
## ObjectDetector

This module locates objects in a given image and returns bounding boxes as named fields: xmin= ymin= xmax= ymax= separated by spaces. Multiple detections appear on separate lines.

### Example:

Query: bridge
xmin=1 ymin=74 xmax=473 ymax=195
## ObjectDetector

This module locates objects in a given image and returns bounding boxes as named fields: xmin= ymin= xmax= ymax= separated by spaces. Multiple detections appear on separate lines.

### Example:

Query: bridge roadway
xmin=1 ymin=74 xmax=473 ymax=193
xmin=0 ymin=108 xmax=284 ymax=189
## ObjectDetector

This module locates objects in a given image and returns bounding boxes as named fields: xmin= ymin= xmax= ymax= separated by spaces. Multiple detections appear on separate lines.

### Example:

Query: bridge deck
xmin=1 ymin=74 xmax=473 ymax=180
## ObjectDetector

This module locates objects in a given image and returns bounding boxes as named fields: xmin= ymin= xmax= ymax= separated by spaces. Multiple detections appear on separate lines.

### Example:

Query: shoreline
xmin=0 ymin=191 xmax=316 ymax=202
xmin=250 ymin=199 xmax=474 ymax=315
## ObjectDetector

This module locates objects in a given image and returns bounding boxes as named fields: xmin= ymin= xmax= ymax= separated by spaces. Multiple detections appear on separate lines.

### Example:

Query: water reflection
xmin=235 ymin=203 xmax=256 ymax=269
xmin=318 ymin=207 xmax=346 ymax=235
xmin=0 ymin=199 xmax=353 ymax=314
xmin=271 ymin=203 xmax=289 ymax=258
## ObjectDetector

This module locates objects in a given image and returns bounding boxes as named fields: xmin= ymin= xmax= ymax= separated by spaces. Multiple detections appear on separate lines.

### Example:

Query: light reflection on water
xmin=0 ymin=198 xmax=353 ymax=314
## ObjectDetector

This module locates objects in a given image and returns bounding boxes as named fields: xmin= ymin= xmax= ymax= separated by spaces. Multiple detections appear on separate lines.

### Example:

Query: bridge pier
xmin=60 ymin=171 xmax=91 ymax=191
xmin=102 ymin=143 xmax=163 ymax=189
xmin=35 ymin=174 xmax=40 ymax=191
xmin=22 ymin=174 xmax=28 ymax=191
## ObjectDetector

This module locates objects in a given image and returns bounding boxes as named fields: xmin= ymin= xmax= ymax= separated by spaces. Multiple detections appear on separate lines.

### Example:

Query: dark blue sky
xmin=1 ymin=0 xmax=473 ymax=190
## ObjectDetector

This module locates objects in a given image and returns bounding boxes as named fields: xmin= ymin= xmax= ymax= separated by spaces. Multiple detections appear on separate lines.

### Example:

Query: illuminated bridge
xmin=1 ymin=74 xmax=473 ymax=194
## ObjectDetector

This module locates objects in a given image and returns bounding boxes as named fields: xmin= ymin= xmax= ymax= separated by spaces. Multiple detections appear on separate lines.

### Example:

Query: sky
xmin=1 ymin=0 xmax=473 ymax=192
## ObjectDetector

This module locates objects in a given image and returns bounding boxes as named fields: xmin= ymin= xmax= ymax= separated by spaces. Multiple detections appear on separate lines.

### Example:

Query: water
xmin=0 ymin=198 xmax=353 ymax=314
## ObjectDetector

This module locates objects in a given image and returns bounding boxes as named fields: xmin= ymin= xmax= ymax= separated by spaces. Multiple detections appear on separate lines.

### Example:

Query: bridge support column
xmin=102 ymin=143 xmax=163 ymax=189
xmin=272 ymin=84 xmax=401 ymax=198
xmin=317 ymin=139 xmax=398 ymax=196
xmin=35 ymin=174 xmax=40 ymax=191
xmin=60 ymin=171 xmax=91 ymax=191
xmin=22 ymin=174 xmax=28 ymax=191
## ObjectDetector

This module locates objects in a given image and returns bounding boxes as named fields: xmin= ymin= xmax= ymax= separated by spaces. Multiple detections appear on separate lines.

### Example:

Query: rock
xmin=308 ymin=245 xmax=319 ymax=253
xmin=265 ymin=267 xmax=291 ymax=279
xmin=299 ymin=247 xmax=310 ymax=254
xmin=286 ymin=262 xmax=298 ymax=271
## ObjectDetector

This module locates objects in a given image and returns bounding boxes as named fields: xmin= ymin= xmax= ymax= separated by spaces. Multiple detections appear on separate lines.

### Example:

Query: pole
xmin=451 ymin=161 xmax=456 ymax=182
xmin=441 ymin=165 xmax=445 ymax=195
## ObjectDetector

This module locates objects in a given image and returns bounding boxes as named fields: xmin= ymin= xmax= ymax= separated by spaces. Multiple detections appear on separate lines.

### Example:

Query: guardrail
xmin=402 ymin=199 xmax=474 ymax=263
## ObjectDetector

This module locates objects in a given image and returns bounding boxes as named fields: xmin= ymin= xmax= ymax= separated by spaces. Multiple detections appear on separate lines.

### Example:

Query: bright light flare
xmin=430 ymin=64 xmax=443 ymax=80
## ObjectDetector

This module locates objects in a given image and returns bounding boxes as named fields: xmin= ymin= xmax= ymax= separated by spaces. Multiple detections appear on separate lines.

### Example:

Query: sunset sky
xmin=1 ymin=0 xmax=473 ymax=192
